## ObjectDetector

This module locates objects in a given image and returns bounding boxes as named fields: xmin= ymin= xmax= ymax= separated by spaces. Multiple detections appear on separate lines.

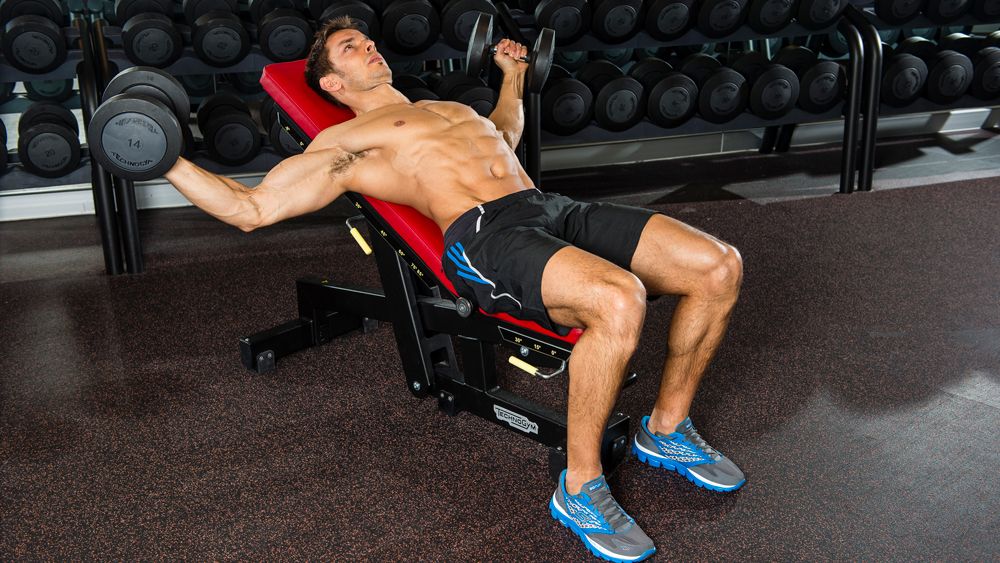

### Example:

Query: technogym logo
xmin=494 ymin=405 xmax=538 ymax=435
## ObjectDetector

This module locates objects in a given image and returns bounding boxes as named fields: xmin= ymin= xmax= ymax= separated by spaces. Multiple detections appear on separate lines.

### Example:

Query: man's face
xmin=321 ymin=29 xmax=392 ymax=97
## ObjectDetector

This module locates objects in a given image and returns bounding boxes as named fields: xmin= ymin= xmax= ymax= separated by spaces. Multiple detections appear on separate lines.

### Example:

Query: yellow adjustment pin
xmin=508 ymin=356 xmax=539 ymax=376
xmin=350 ymin=227 xmax=372 ymax=255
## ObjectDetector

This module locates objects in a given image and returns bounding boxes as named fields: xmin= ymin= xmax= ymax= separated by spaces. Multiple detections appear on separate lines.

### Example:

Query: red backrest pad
xmin=260 ymin=60 xmax=580 ymax=345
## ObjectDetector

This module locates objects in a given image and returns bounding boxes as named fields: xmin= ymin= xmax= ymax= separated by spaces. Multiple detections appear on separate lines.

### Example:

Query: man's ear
xmin=320 ymin=74 xmax=342 ymax=96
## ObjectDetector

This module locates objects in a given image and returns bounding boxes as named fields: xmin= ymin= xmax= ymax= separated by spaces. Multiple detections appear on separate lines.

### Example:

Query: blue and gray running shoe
xmin=549 ymin=471 xmax=655 ymax=562
xmin=632 ymin=416 xmax=746 ymax=492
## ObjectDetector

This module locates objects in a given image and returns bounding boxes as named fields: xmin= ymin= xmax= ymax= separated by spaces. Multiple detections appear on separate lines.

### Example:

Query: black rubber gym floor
xmin=1 ymin=138 xmax=998 ymax=559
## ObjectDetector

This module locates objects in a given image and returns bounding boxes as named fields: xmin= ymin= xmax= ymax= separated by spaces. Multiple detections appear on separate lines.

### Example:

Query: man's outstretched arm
xmin=488 ymin=38 xmax=528 ymax=150
xmin=164 ymin=146 xmax=361 ymax=232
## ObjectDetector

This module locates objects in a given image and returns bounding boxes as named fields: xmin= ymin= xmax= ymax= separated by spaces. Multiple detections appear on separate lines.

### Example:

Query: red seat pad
xmin=260 ymin=61 xmax=582 ymax=345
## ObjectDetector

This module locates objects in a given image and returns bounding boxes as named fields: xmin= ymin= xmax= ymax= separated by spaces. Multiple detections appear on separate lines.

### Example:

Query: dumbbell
xmin=746 ymin=0 xmax=794 ymax=34
xmin=1 ymin=0 xmax=68 ymax=73
xmin=225 ymin=71 xmax=265 ymax=94
xmin=197 ymin=92 xmax=263 ymax=165
xmin=772 ymin=45 xmax=845 ymax=113
xmin=812 ymin=28 xmax=901 ymax=59
xmin=589 ymin=0 xmax=642 ymax=43
xmin=874 ymin=0 xmax=923 ymax=24
xmin=590 ymin=48 xmax=634 ymax=67
xmin=644 ymin=0 xmax=694 ymax=41
xmin=695 ymin=0 xmax=748 ymax=38
xmin=553 ymin=50 xmax=588 ymax=71
xmin=466 ymin=13 xmax=556 ymax=94
xmin=314 ymin=1 xmax=380 ymax=40
xmin=881 ymin=42 xmax=928 ymax=106
xmin=106 ymin=0 xmax=183 ymax=68
xmin=183 ymin=0 xmax=251 ymax=67
xmin=796 ymin=0 xmax=848 ymax=30
xmin=24 ymin=79 xmax=75 ymax=102
xmin=241 ymin=0 xmax=311 ymax=62
xmin=968 ymin=47 xmax=1000 ymax=100
xmin=179 ymin=74 xmax=216 ymax=98
xmin=730 ymin=51 xmax=800 ymax=119
xmin=365 ymin=0 xmax=440 ymax=54
xmin=17 ymin=101 xmax=82 ymax=178
xmin=576 ymin=60 xmax=644 ymax=131
xmin=541 ymin=65 xmax=593 ymax=135
xmin=679 ymin=53 xmax=748 ymax=123
xmin=433 ymin=72 xmax=498 ymax=116
xmin=895 ymin=37 xmax=974 ymax=103
xmin=258 ymin=96 xmax=306 ymax=157
xmin=393 ymin=73 xmax=440 ymax=101
xmin=88 ymin=67 xmax=190 ymax=181
xmin=924 ymin=0 xmax=970 ymax=22
xmin=973 ymin=0 xmax=1000 ymax=19
xmin=627 ymin=57 xmax=698 ymax=128
xmin=532 ymin=0 xmax=591 ymax=45
xmin=938 ymin=32 xmax=983 ymax=58
xmin=438 ymin=0 xmax=497 ymax=49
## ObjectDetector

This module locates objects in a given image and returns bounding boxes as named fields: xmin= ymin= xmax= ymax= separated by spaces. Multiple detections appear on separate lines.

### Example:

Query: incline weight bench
xmin=242 ymin=60 xmax=633 ymax=479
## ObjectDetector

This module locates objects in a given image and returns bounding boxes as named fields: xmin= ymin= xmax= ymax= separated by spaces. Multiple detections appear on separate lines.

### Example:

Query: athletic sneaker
xmin=632 ymin=416 xmax=746 ymax=492
xmin=549 ymin=470 xmax=655 ymax=562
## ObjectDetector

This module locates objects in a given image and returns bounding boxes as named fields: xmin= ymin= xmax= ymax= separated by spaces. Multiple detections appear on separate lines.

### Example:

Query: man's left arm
xmin=488 ymin=38 xmax=529 ymax=150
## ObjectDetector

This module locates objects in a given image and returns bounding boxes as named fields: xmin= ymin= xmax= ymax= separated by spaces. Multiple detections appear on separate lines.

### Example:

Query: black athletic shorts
xmin=442 ymin=190 xmax=658 ymax=334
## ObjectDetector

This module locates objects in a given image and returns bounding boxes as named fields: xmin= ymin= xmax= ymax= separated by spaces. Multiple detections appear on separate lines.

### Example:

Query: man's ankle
xmin=647 ymin=410 xmax=688 ymax=435
xmin=564 ymin=468 xmax=602 ymax=496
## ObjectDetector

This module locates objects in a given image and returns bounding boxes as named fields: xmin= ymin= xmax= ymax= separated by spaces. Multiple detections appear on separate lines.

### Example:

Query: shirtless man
xmin=164 ymin=17 xmax=745 ymax=562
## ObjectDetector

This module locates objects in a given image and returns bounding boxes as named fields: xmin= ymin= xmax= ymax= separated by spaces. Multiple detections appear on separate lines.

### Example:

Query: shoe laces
xmin=588 ymin=487 xmax=632 ymax=532
xmin=679 ymin=423 xmax=722 ymax=462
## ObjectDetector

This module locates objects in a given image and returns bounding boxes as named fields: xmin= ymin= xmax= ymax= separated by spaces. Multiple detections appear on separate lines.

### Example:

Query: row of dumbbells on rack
xmin=0 ymin=78 xmax=302 ymax=178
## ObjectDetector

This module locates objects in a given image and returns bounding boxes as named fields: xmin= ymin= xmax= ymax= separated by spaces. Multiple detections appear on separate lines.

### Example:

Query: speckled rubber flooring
xmin=2 ymin=144 xmax=998 ymax=559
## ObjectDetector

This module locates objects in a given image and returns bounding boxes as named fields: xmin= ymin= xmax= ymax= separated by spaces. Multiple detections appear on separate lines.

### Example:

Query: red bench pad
xmin=260 ymin=60 xmax=582 ymax=345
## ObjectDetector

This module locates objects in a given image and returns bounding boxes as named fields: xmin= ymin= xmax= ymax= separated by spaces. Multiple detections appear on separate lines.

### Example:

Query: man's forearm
xmin=164 ymin=157 xmax=263 ymax=231
xmin=489 ymin=72 xmax=526 ymax=149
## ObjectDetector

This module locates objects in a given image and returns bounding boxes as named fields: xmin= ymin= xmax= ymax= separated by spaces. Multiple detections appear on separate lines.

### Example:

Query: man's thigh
xmin=628 ymin=214 xmax=737 ymax=296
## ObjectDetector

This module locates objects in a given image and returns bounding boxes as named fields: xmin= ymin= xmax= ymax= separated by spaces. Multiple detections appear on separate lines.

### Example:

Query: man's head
xmin=304 ymin=16 xmax=392 ymax=110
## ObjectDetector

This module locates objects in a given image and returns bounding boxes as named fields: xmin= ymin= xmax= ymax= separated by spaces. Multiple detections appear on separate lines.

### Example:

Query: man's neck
xmin=350 ymin=84 xmax=410 ymax=115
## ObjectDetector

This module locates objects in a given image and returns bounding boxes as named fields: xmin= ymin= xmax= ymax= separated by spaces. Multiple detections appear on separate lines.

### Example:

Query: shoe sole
xmin=632 ymin=441 xmax=746 ymax=492
xmin=549 ymin=497 xmax=656 ymax=563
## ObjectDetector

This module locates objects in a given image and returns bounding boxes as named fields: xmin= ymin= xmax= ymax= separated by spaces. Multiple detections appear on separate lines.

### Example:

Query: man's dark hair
xmin=304 ymin=16 xmax=364 ymax=109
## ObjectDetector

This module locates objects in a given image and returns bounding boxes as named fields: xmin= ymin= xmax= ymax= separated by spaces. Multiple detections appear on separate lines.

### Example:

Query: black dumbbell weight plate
xmin=938 ymin=33 xmax=982 ymax=58
xmin=183 ymin=0 xmax=237 ymax=24
xmin=114 ymin=0 xmax=173 ymax=23
xmin=268 ymin=119 xmax=305 ymax=156
xmin=696 ymin=0 xmax=747 ymax=38
xmin=259 ymin=9 xmax=312 ymax=62
xmin=554 ymin=50 xmax=587 ymax=71
xmin=465 ymin=12 xmax=493 ymax=77
xmin=926 ymin=50 xmax=973 ymax=103
xmin=25 ymin=78 xmax=74 ymax=102
xmin=0 ymin=0 xmax=65 ymax=21
xmin=403 ymin=87 xmax=440 ymax=101
xmin=453 ymin=84 xmax=498 ymax=116
xmin=89 ymin=94 xmax=183 ymax=180
xmin=435 ymin=72 xmax=483 ymax=99
xmin=645 ymin=73 xmax=698 ymax=127
xmin=973 ymin=0 xmax=1000 ymax=18
xmin=746 ymin=0 xmax=793 ymax=34
xmin=970 ymin=47 xmax=1000 ymax=100
xmin=645 ymin=0 xmax=693 ymax=41
xmin=750 ymin=64 xmax=799 ymax=118
xmin=383 ymin=0 xmax=440 ymax=55
xmin=592 ymin=48 xmax=634 ymax=67
xmin=2 ymin=15 xmax=66 ymax=73
xmin=591 ymin=0 xmax=642 ymax=43
xmin=122 ymin=13 xmax=183 ymax=67
xmin=392 ymin=74 xmax=429 ymax=91
xmin=526 ymin=28 xmax=556 ymax=94
xmin=874 ymin=0 xmax=924 ymax=24
xmin=534 ymin=0 xmax=591 ymax=45
xmin=180 ymin=74 xmax=216 ymax=97
xmin=797 ymin=0 xmax=847 ymax=30
xmin=578 ymin=60 xmax=643 ymax=131
xmin=881 ymin=54 xmax=928 ymax=106
xmin=925 ymin=0 xmax=969 ymax=22
xmin=104 ymin=66 xmax=191 ymax=122
xmin=799 ymin=60 xmax=844 ymax=112
xmin=319 ymin=1 xmax=380 ymax=39
xmin=628 ymin=57 xmax=673 ymax=87
xmin=441 ymin=0 xmax=497 ymax=49
xmin=18 ymin=122 xmax=80 ymax=177
xmin=772 ymin=45 xmax=817 ymax=74
xmin=253 ymin=0 xmax=299 ymax=21
xmin=541 ymin=71 xmax=593 ymax=135
xmin=197 ymin=93 xmax=261 ymax=165
xmin=193 ymin=10 xmax=251 ymax=67
xmin=19 ymin=101 xmax=79 ymax=134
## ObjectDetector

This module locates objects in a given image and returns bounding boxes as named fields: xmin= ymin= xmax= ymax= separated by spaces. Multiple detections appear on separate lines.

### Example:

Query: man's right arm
xmin=164 ymin=145 xmax=360 ymax=232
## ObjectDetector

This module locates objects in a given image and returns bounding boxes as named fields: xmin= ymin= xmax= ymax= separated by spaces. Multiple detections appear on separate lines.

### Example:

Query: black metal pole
xmin=838 ymin=19 xmax=864 ymax=195
xmin=775 ymin=124 xmax=796 ymax=152
xmin=494 ymin=2 xmax=528 ymax=44
xmin=77 ymin=17 xmax=123 ymax=275
xmin=844 ymin=6 xmax=882 ymax=192
xmin=526 ymin=92 xmax=542 ymax=187
xmin=759 ymin=125 xmax=779 ymax=154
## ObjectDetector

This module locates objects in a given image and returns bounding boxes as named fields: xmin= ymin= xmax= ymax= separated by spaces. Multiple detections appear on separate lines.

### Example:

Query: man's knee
xmin=586 ymin=273 xmax=647 ymax=340
xmin=702 ymin=243 xmax=743 ymax=299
